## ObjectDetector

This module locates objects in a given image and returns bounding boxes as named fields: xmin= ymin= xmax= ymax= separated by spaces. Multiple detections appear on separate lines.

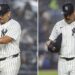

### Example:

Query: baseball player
xmin=0 ymin=4 xmax=21 ymax=75
xmin=47 ymin=3 xmax=75 ymax=75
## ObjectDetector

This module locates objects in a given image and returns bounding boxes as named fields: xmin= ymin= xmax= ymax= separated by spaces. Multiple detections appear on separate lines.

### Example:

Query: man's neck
xmin=65 ymin=19 xmax=74 ymax=24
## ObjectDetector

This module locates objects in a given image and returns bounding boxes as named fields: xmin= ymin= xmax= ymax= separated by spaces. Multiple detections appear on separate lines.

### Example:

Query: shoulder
xmin=56 ymin=19 xmax=64 ymax=26
xmin=10 ymin=19 xmax=20 ymax=26
xmin=9 ymin=19 xmax=21 ymax=29
xmin=54 ymin=19 xmax=65 ymax=28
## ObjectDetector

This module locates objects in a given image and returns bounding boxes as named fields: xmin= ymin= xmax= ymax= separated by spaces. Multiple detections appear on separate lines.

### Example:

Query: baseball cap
xmin=62 ymin=3 xmax=74 ymax=16
xmin=0 ymin=4 xmax=10 ymax=16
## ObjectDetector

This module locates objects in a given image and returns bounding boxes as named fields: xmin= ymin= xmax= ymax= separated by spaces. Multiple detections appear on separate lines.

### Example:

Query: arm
xmin=0 ymin=35 xmax=13 ymax=44
xmin=46 ymin=33 xmax=62 ymax=53
xmin=47 ymin=23 xmax=61 ymax=52
xmin=1 ymin=22 xmax=21 ymax=44
xmin=47 ymin=24 xmax=58 ymax=50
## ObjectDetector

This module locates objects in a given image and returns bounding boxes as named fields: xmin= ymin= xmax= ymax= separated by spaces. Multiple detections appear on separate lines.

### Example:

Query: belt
xmin=0 ymin=53 xmax=19 ymax=61
xmin=61 ymin=57 xmax=75 ymax=61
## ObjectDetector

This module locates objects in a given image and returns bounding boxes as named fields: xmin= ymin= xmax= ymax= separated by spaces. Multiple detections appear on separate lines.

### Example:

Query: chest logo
xmin=1 ymin=29 xmax=7 ymax=37
xmin=72 ymin=28 xmax=75 ymax=36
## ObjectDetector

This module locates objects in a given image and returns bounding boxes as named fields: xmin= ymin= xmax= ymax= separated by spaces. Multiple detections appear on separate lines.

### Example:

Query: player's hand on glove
xmin=47 ymin=40 xmax=57 ymax=53
xmin=46 ymin=40 xmax=56 ymax=52
xmin=47 ymin=33 xmax=62 ymax=53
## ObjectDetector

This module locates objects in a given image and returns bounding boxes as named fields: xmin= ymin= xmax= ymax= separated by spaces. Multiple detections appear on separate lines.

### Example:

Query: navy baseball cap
xmin=0 ymin=4 xmax=10 ymax=16
xmin=62 ymin=3 xmax=74 ymax=16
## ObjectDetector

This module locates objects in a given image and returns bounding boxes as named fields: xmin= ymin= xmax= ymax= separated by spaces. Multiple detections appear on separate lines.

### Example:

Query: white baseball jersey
xmin=49 ymin=19 xmax=75 ymax=58
xmin=0 ymin=19 xmax=21 ymax=58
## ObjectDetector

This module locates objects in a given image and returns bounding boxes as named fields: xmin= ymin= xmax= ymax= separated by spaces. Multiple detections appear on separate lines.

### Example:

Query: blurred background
xmin=0 ymin=0 xmax=37 ymax=75
xmin=39 ymin=0 xmax=75 ymax=75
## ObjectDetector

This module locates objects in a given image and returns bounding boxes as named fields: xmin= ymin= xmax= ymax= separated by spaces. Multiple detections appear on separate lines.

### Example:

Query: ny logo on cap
xmin=65 ymin=6 xmax=68 ymax=11
xmin=0 ymin=6 xmax=2 ymax=11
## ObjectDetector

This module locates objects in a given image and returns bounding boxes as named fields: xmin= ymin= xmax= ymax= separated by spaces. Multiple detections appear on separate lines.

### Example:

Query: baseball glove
xmin=48 ymin=33 xmax=62 ymax=53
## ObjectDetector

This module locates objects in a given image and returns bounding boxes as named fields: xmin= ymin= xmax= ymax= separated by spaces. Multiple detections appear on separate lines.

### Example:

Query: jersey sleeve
xmin=5 ymin=22 xmax=21 ymax=40
xmin=49 ymin=23 xmax=61 ymax=41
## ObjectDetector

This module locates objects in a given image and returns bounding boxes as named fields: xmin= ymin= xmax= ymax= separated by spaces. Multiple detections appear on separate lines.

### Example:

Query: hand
xmin=46 ymin=40 xmax=50 ymax=47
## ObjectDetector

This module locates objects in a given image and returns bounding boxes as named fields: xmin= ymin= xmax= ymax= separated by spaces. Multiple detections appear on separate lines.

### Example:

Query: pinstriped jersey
xmin=49 ymin=19 xmax=75 ymax=58
xmin=0 ymin=19 xmax=21 ymax=58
